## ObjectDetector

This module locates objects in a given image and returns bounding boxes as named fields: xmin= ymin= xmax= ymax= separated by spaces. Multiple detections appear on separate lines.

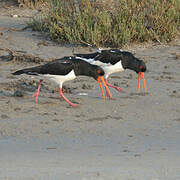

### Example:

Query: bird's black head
xmin=121 ymin=51 xmax=147 ymax=74
xmin=92 ymin=66 xmax=105 ymax=80
xmin=135 ymin=60 xmax=146 ymax=73
xmin=73 ymin=58 xmax=105 ymax=80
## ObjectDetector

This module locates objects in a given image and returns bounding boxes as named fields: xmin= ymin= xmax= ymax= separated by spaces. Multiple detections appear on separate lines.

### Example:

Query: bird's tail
xmin=12 ymin=69 xmax=26 ymax=75
xmin=12 ymin=66 xmax=41 ymax=76
xmin=74 ymin=52 xmax=100 ymax=59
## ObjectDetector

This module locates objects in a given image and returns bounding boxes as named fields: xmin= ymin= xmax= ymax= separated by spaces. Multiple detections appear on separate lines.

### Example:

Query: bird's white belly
xmin=44 ymin=70 xmax=76 ymax=85
xmin=94 ymin=60 xmax=125 ymax=78
xmin=104 ymin=62 xmax=124 ymax=75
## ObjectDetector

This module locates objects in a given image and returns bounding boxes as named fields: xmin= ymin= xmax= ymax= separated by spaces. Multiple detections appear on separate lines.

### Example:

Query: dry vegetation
xmin=26 ymin=0 xmax=180 ymax=47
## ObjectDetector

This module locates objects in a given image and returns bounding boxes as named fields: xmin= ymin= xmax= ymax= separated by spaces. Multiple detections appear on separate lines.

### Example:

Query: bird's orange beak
xmin=138 ymin=72 xmax=147 ymax=92
xmin=97 ymin=76 xmax=112 ymax=99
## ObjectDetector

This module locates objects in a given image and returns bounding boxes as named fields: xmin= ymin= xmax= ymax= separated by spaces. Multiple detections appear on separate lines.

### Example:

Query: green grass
xmin=27 ymin=0 xmax=180 ymax=47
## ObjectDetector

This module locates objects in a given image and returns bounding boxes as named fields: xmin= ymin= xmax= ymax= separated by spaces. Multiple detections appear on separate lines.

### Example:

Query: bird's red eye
xmin=97 ymin=69 xmax=101 ymax=74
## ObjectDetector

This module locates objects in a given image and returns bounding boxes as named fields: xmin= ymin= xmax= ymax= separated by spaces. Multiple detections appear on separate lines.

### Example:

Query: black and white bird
xmin=74 ymin=49 xmax=147 ymax=94
xmin=12 ymin=56 xmax=112 ymax=107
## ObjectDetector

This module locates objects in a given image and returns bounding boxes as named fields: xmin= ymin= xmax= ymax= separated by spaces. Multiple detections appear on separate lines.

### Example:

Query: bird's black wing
xmin=39 ymin=59 xmax=74 ymax=75
xmin=13 ymin=58 xmax=74 ymax=76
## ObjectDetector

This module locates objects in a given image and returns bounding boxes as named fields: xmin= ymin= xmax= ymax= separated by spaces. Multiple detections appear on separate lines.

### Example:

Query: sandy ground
xmin=0 ymin=2 xmax=180 ymax=180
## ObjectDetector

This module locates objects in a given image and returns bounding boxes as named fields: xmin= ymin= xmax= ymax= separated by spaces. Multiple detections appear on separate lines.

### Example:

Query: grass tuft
xmin=17 ymin=0 xmax=46 ymax=8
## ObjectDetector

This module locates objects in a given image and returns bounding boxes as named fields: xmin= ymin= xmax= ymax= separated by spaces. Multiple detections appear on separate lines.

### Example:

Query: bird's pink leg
xmin=105 ymin=79 xmax=124 ymax=93
xmin=32 ymin=79 xmax=43 ymax=103
xmin=59 ymin=88 xmax=79 ymax=107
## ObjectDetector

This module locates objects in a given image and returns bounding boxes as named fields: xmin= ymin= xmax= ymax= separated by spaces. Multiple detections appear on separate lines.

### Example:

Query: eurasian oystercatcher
xmin=74 ymin=49 xmax=147 ymax=94
xmin=12 ymin=56 xmax=112 ymax=107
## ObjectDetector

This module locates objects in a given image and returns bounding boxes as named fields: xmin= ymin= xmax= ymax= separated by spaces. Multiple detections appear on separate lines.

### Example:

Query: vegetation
xmin=17 ymin=0 xmax=45 ymax=8
xmin=27 ymin=0 xmax=180 ymax=47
